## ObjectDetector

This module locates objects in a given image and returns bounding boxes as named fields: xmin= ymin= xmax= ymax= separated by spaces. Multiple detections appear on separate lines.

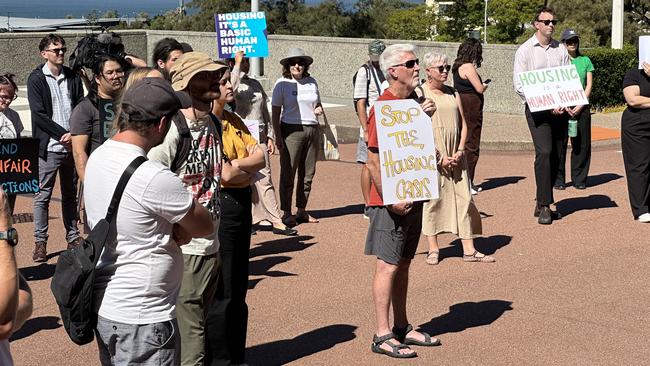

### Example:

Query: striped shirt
xmin=513 ymin=34 xmax=570 ymax=102
xmin=42 ymin=64 xmax=72 ymax=152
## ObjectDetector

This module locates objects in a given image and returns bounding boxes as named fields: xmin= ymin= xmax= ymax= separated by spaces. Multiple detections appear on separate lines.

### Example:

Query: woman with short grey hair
xmin=417 ymin=51 xmax=495 ymax=265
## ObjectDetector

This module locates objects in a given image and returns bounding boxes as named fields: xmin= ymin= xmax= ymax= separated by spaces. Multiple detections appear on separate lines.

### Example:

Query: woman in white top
xmin=271 ymin=48 xmax=323 ymax=227
xmin=0 ymin=74 xmax=24 ymax=215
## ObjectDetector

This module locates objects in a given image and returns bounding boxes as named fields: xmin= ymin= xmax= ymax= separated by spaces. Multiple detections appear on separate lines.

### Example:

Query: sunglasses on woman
xmin=536 ymin=19 xmax=558 ymax=26
xmin=392 ymin=59 xmax=419 ymax=69
xmin=433 ymin=65 xmax=451 ymax=73
xmin=288 ymin=59 xmax=306 ymax=66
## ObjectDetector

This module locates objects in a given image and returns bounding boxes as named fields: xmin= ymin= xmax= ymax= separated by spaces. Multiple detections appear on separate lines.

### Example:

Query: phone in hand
xmin=483 ymin=79 xmax=492 ymax=84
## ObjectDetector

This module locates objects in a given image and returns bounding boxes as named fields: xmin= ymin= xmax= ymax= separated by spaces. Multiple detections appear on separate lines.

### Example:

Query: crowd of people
xmin=0 ymin=4 xmax=649 ymax=364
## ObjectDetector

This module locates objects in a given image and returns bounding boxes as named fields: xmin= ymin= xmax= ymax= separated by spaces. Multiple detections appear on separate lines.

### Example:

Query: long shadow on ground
xmin=249 ymin=256 xmax=296 ymax=290
xmin=20 ymin=262 xmax=57 ymax=281
xmin=309 ymin=204 xmax=364 ymax=220
xmin=9 ymin=316 xmax=61 ymax=341
xmin=418 ymin=300 xmax=513 ymax=337
xmin=249 ymin=235 xmax=315 ymax=259
xmin=437 ymin=235 xmax=512 ymax=262
xmin=583 ymin=173 xmax=622 ymax=188
xmin=555 ymin=194 xmax=617 ymax=217
xmin=480 ymin=176 xmax=526 ymax=191
xmin=246 ymin=324 xmax=357 ymax=365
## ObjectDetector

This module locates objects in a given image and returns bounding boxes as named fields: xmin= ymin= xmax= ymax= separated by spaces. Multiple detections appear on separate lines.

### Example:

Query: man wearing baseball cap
xmin=84 ymin=77 xmax=214 ymax=365
xmin=354 ymin=39 xmax=387 ymax=219
xmin=148 ymin=51 xmax=231 ymax=366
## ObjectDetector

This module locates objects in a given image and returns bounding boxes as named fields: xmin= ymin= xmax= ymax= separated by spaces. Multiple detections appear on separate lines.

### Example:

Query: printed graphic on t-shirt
xmin=0 ymin=113 xmax=17 ymax=138
xmin=181 ymin=126 xmax=223 ymax=221
xmin=98 ymin=99 xmax=115 ymax=142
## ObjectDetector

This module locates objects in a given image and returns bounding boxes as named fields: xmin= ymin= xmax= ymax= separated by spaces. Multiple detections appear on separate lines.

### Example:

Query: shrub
xmin=583 ymin=45 xmax=637 ymax=109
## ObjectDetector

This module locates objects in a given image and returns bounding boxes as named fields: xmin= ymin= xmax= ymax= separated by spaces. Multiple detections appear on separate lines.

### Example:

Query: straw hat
xmin=279 ymin=48 xmax=314 ymax=66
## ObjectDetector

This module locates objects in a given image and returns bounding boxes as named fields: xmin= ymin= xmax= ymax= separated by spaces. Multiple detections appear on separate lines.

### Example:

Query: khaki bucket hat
xmin=170 ymin=52 xmax=228 ymax=91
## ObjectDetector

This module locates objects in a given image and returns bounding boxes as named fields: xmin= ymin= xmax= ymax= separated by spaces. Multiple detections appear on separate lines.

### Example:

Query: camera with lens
xmin=69 ymin=31 xmax=127 ymax=72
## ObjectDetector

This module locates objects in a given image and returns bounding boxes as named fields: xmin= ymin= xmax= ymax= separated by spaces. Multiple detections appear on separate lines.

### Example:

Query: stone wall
xmin=147 ymin=31 xmax=525 ymax=115
xmin=2 ymin=30 xmax=523 ymax=115
xmin=0 ymin=30 xmax=147 ymax=85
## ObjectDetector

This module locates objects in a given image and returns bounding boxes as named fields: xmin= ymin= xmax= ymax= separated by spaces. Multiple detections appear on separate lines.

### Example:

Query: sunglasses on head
xmin=392 ymin=58 xmax=419 ymax=69
xmin=536 ymin=19 xmax=558 ymax=26
xmin=434 ymin=65 xmax=451 ymax=73
xmin=288 ymin=58 xmax=306 ymax=66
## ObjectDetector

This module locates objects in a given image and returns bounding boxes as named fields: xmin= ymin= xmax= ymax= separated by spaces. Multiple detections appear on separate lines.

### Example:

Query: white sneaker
xmin=638 ymin=213 xmax=650 ymax=223
xmin=470 ymin=186 xmax=479 ymax=195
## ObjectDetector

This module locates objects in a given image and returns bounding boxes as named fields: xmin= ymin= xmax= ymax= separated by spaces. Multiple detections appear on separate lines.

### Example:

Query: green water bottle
xmin=568 ymin=119 xmax=578 ymax=138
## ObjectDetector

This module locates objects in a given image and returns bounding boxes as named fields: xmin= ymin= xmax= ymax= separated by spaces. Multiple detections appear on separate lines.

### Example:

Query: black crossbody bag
xmin=50 ymin=156 xmax=147 ymax=345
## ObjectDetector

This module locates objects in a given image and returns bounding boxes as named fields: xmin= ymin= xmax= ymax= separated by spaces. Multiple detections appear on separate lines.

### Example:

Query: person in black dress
xmin=621 ymin=62 xmax=650 ymax=222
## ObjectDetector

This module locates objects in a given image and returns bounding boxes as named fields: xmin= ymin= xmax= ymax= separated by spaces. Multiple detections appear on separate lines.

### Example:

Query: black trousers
xmin=525 ymin=106 xmax=568 ymax=206
xmin=206 ymin=187 xmax=252 ymax=365
xmin=621 ymin=117 xmax=650 ymax=218
xmin=556 ymin=106 xmax=592 ymax=186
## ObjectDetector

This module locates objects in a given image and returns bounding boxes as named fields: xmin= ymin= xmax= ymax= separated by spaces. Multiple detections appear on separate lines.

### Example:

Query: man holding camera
xmin=28 ymin=34 xmax=84 ymax=262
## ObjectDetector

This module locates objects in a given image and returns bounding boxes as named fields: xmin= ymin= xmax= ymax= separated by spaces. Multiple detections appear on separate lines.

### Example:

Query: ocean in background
xmin=0 ymin=0 xmax=371 ymax=19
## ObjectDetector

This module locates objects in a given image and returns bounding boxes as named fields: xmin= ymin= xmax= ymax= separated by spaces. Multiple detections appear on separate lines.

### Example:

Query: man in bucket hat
xmin=148 ymin=51 xmax=230 ymax=366
xmin=84 ymin=77 xmax=214 ymax=365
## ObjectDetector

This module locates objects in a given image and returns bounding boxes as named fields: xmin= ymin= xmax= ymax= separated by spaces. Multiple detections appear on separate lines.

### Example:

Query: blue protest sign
xmin=215 ymin=12 xmax=269 ymax=59
xmin=0 ymin=138 xmax=39 ymax=194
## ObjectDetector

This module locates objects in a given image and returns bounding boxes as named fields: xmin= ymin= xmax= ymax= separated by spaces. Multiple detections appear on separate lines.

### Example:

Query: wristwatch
xmin=0 ymin=227 xmax=18 ymax=247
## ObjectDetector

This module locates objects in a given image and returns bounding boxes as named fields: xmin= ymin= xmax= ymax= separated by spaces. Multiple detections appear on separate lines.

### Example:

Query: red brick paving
xmin=8 ymin=142 xmax=650 ymax=365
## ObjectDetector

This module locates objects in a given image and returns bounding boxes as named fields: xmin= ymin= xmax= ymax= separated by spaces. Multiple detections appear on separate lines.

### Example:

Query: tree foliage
xmin=435 ymin=0 xmax=484 ymax=42
xmin=384 ymin=5 xmax=436 ymax=40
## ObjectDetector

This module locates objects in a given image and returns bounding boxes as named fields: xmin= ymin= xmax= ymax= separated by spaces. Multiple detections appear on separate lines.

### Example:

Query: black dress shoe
xmin=538 ymin=206 xmax=553 ymax=225
xmin=553 ymin=183 xmax=566 ymax=190
xmin=272 ymin=226 xmax=298 ymax=236
xmin=534 ymin=205 xmax=562 ymax=219
xmin=575 ymin=183 xmax=586 ymax=190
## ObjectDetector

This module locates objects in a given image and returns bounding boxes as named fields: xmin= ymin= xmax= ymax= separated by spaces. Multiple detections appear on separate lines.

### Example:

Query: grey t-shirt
xmin=69 ymin=98 xmax=116 ymax=153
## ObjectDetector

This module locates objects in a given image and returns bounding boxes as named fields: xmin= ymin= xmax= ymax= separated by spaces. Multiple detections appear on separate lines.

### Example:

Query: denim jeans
xmin=33 ymin=152 xmax=79 ymax=243
xmin=95 ymin=316 xmax=180 ymax=366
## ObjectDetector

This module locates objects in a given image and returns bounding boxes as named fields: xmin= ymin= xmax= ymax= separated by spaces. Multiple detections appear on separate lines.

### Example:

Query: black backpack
xmin=170 ymin=111 xmax=223 ymax=173
xmin=352 ymin=62 xmax=385 ymax=112
xmin=50 ymin=156 xmax=147 ymax=345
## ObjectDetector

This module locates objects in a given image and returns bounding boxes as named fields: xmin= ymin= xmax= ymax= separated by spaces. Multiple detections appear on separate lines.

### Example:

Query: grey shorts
xmin=356 ymin=128 xmax=368 ymax=163
xmin=95 ymin=316 xmax=180 ymax=366
xmin=364 ymin=205 xmax=423 ymax=265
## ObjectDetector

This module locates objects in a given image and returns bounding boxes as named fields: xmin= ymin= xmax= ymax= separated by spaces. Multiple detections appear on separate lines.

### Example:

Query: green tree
xmin=283 ymin=1 xmax=352 ymax=37
xmin=102 ymin=9 xmax=119 ymax=18
xmin=352 ymin=0 xmax=415 ymax=38
xmin=435 ymin=0 xmax=483 ymax=42
xmin=384 ymin=5 xmax=436 ymax=40
xmin=626 ymin=0 xmax=650 ymax=27
xmin=486 ymin=0 xmax=538 ymax=43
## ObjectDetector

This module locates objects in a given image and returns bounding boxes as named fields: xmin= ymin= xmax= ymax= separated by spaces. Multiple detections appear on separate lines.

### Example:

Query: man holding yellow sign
xmin=364 ymin=43 xmax=439 ymax=359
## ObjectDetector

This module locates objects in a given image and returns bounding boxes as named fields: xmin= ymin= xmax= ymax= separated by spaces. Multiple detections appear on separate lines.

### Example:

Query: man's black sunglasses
xmin=536 ymin=19 xmax=558 ymax=26
xmin=392 ymin=59 xmax=419 ymax=69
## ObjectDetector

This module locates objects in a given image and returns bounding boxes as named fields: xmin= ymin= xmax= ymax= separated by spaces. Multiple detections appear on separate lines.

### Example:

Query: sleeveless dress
xmin=420 ymin=84 xmax=482 ymax=238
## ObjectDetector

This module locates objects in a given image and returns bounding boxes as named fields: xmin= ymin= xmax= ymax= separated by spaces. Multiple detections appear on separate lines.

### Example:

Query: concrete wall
xmin=0 ymin=30 xmax=147 ymax=85
xmin=2 ymin=30 xmax=522 ymax=115
xmin=147 ymin=31 xmax=525 ymax=115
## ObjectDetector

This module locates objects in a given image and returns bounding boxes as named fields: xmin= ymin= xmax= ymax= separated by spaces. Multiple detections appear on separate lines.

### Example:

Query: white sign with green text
xmin=374 ymin=99 xmax=438 ymax=205
xmin=517 ymin=65 xmax=588 ymax=112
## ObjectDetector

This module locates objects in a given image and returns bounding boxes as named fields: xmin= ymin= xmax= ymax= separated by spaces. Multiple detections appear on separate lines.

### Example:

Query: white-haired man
xmin=365 ymin=43 xmax=440 ymax=359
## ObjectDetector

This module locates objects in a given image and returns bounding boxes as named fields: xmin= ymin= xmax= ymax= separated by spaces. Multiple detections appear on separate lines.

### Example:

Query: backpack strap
xmin=170 ymin=110 xmax=191 ymax=173
xmin=104 ymin=156 xmax=147 ymax=223
xmin=208 ymin=113 xmax=223 ymax=138
xmin=362 ymin=63 xmax=371 ymax=106
xmin=367 ymin=61 xmax=383 ymax=96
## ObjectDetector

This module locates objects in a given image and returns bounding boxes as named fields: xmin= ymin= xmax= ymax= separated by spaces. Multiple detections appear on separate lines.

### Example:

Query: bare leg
xmin=426 ymin=235 xmax=440 ymax=254
xmin=392 ymin=259 xmax=429 ymax=343
xmin=373 ymin=259 xmax=414 ymax=355
xmin=361 ymin=165 xmax=371 ymax=206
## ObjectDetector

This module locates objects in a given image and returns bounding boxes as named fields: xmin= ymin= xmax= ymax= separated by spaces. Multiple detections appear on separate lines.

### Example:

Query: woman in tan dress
xmin=418 ymin=52 xmax=494 ymax=265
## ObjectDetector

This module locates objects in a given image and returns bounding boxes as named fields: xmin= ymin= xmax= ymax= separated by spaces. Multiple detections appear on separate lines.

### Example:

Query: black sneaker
xmin=553 ymin=183 xmax=566 ymax=190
